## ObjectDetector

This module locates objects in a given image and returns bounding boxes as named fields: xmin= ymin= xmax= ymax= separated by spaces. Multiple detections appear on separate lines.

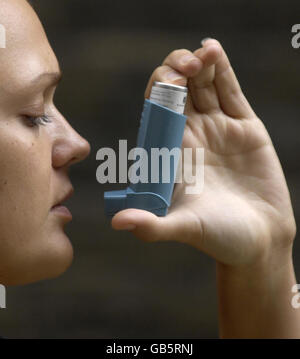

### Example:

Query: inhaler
xmin=104 ymin=81 xmax=187 ymax=217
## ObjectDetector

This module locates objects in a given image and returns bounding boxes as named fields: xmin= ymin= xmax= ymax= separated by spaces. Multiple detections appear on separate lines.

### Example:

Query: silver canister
xmin=149 ymin=81 xmax=187 ymax=115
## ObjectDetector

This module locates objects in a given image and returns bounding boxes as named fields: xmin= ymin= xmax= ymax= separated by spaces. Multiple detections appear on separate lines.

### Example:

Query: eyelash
xmin=24 ymin=115 xmax=53 ymax=127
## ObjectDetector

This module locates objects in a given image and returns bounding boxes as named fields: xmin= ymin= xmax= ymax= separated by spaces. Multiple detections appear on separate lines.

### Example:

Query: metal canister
xmin=150 ymin=81 xmax=187 ymax=115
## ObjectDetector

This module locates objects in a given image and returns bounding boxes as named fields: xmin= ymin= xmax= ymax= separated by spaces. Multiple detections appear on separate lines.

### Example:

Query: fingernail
xmin=165 ymin=71 xmax=182 ymax=81
xmin=180 ymin=54 xmax=198 ymax=65
xmin=201 ymin=37 xmax=211 ymax=46
xmin=119 ymin=224 xmax=136 ymax=231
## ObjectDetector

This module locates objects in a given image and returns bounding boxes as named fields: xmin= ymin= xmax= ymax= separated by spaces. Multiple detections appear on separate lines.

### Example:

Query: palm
xmin=170 ymin=103 xmax=293 ymax=264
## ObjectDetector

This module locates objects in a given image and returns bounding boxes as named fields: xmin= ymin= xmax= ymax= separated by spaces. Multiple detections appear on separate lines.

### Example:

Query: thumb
xmin=111 ymin=208 xmax=197 ymax=244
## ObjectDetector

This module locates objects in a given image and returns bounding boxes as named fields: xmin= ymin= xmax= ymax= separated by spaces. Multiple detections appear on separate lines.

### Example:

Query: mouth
xmin=51 ymin=188 xmax=74 ymax=221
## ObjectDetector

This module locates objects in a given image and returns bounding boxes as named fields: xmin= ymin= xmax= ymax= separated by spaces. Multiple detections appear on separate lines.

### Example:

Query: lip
xmin=55 ymin=188 xmax=74 ymax=205
xmin=50 ymin=204 xmax=73 ymax=220
xmin=50 ymin=187 xmax=74 ymax=220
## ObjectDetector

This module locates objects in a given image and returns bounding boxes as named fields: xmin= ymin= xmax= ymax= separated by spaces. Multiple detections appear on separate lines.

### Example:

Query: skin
xmin=0 ymin=0 xmax=298 ymax=338
xmin=112 ymin=41 xmax=300 ymax=337
xmin=0 ymin=0 xmax=90 ymax=285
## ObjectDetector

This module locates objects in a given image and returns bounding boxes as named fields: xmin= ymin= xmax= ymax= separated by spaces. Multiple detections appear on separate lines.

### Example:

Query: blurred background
xmin=0 ymin=0 xmax=300 ymax=338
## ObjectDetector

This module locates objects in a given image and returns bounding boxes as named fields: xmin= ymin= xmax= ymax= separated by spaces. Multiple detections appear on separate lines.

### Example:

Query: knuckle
xmin=156 ymin=64 xmax=168 ymax=73
xmin=152 ymin=65 xmax=170 ymax=81
xmin=146 ymin=66 xmax=166 ymax=87
xmin=170 ymin=48 xmax=192 ymax=59
xmin=152 ymin=65 xmax=167 ymax=76
xmin=282 ymin=217 xmax=297 ymax=246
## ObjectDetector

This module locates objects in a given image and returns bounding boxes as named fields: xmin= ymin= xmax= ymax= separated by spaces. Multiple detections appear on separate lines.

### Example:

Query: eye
xmin=23 ymin=115 xmax=53 ymax=128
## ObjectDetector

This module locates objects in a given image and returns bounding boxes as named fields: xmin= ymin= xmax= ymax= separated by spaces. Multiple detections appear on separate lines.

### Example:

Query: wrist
xmin=216 ymin=242 xmax=295 ymax=288
xmin=216 ymin=241 xmax=300 ymax=338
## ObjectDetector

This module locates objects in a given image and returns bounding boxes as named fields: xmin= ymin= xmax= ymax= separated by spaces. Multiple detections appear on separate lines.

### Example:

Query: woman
xmin=0 ymin=0 xmax=299 ymax=338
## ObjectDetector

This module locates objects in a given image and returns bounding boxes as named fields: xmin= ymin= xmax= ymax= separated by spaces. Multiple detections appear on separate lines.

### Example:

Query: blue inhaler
xmin=104 ymin=81 xmax=187 ymax=217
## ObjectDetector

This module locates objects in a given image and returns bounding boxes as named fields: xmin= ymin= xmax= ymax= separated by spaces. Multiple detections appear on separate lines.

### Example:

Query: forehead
xmin=0 ymin=0 xmax=59 ymax=94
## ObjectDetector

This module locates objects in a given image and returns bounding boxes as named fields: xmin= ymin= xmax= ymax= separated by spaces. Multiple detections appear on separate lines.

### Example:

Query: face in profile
xmin=0 ymin=0 xmax=91 ymax=285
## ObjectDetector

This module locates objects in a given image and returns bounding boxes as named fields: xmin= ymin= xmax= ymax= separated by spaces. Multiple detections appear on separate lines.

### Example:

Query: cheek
xmin=0 ymin=126 xmax=52 ymax=243
xmin=0 ymin=122 xmax=74 ymax=285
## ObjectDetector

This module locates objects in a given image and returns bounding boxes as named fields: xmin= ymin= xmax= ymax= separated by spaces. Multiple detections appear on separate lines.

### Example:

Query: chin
xmin=42 ymin=233 xmax=74 ymax=281
xmin=1 ymin=232 xmax=74 ymax=286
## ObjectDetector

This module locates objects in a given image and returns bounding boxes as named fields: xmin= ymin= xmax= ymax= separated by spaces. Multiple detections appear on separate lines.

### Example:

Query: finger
xmin=190 ymin=44 xmax=222 ymax=114
xmin=143 ymin=64 xmax=195 ymax=115
xmin=144 ymin=49 xmax=202 ymax=100
xmin=162 ymin=48 xmax=202 ymax=78
xmin=144 ymin=64 xmax=187 ymax=99
xmin=111 ymin=208 xmax=200 ymax=244
xmin=201 ymin=39 xmax=256 ymax=118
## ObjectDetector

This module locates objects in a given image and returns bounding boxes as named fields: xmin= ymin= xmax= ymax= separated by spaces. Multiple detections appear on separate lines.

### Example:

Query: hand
xmin=111 ymin=39 xmax=296 ymax=267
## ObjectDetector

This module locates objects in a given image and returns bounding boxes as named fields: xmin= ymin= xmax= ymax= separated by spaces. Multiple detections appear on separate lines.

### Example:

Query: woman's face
xmin=0 ymin=0 xmax=91 ymax=285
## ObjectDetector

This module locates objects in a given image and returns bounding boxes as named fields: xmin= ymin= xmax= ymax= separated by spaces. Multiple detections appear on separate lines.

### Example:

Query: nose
xmin=51 ymin=114 xmax=91 ymax=169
